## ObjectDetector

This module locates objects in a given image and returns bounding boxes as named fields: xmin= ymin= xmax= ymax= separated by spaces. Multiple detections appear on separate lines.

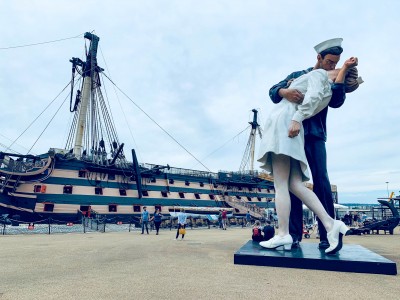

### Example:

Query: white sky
xmin=1 ymin=0 xmax=399 ymax=204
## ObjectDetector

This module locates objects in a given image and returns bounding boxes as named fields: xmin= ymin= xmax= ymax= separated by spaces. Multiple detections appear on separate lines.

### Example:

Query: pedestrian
xmin=218 ymin=210 xmax=223 ymax=229
xmin=262 ymin=220 xmax=275 ymax=241
xmin=176 ymin=208 xmax=187 ymax=240
xmin=140 ymin=206 xmax=149 ymax=234
xmin=361 ymin=212 xmax=368 ymax=225
xmin=353 ymin=213 xmax=359 ymax=227
xmin=246 ymin=211 xmax=251 ymax=227
xmin=344 ymin=212 xmax=351 ymax=226
xmin=252 ymin=220 xmax=263 ymax=242
xmin=151 ymin=208 xmax=163 ymax=235
xmin=221 ymin=209 xmax=228 ymax=230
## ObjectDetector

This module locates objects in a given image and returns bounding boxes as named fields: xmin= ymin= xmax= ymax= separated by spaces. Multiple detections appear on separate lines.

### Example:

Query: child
xmin=252 ymin=220 xmax=263 ymax=242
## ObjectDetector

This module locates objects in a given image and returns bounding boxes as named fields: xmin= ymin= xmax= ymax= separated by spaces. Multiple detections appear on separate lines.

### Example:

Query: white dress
xmin=257 ymin=69 xmax=332 ymax=181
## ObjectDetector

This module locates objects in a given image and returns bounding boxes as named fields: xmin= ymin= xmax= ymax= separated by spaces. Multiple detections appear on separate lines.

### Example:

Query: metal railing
xmin=0 ymin=214 xmax=250 ymax=235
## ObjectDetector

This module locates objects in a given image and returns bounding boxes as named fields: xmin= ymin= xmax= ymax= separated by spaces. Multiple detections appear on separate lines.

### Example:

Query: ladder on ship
xmin=0 ymin=174 xmax=20 ymax=193
xmin=0 ymin=174 xmax=12 ymax=193
xmin=11 ymin=176 xmax=21 ymax=193
xmin=224 ymin=196 xmax=264 ymax=220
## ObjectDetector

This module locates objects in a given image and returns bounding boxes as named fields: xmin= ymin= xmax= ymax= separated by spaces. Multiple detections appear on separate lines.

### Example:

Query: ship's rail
xmin=139 ymin=163 xmax=272 ymax=182
xmin=219 ymin=169 xmax=261 ymax=177
xmin=140 ymin=163 xmax=219 ymax=179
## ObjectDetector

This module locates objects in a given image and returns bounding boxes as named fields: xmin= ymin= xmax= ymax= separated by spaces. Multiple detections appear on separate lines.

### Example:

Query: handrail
xmin=224 ymin=196 xmax=264 ymax=219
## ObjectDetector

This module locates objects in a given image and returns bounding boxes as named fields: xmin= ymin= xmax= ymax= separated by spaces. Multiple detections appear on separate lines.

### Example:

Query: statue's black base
xmin=234 ymin=241 xmax=397 ymax=275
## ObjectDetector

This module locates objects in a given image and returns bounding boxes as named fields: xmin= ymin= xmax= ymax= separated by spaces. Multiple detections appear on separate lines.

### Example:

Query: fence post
xmin=2 ymin=219 xmax=5 ymax=235
xmin=48 ymin=218 xmax=51 ymax=235
xmin=82 ymin=215 xmax=86 ymax=233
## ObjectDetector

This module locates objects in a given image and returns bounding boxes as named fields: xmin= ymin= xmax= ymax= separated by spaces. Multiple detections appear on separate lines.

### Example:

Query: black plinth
xmin=234 ymin=241 xmax=397 ymax=275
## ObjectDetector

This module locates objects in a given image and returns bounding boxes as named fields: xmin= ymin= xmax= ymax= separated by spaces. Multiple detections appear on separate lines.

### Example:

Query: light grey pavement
xmin=1 ymin=227 xmax=399 ymax=300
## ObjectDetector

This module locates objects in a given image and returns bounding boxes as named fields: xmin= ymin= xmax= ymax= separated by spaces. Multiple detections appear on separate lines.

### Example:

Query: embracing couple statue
xmin=258 ymin=38 xmax=363 ymax=254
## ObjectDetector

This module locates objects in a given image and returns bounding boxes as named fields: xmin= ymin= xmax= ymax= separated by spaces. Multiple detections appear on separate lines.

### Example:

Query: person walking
xmin=218 ymin=210 xmax=223 ymax=229
xmin=151 ymin=208 xmax=163 ymax=235
xmin=176 ymin=208 xmax=187 ymax=240
xmin=245 ymin=211 xmax=251 ymax=227
xmin=221 ymin=209 xmax=228 ymax=230
xmin=140 ymin=206 xmax=149 ymax=234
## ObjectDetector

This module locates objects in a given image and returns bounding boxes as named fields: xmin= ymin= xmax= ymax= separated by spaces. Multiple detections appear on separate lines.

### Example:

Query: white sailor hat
xmin=314 ymin=38 xmax=343 ymax=54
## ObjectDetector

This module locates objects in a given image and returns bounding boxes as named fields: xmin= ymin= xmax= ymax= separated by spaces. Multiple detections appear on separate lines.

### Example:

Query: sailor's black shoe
xmin=291 ymin=240 xmax=300 ymax=248
xmin=318 ymin=240 xmax=330 ymax=249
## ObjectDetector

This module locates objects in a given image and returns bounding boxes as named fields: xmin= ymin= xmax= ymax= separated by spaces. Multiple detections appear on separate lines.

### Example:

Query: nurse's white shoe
xmin=259 ymin=234 xmax=293 ymax=251
xmin=325 ymin=220 xmax=349 ymax=255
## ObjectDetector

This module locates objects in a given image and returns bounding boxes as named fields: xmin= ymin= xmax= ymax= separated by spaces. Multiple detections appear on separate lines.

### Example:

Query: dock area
xmin=1 ymin=227 xmax=399 ymax=299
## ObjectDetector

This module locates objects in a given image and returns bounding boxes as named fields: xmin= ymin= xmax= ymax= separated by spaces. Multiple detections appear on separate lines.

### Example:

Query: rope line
xmin=27 ymin=90 xmax=70 ymax=154
xmin=98 ymin=46 xmax=143 ymax=162
xmin=5 ymin=78 xmax=77 ymax=153
xmin=0 ymin=133 xmax=35 ymax=155
xmin=190 ymin=125 xmax=251 ymax=169
xmin=101 ymin=73 xmax=211 ymax=172
xmin=0 ymin=33 xmax=84 ymax=50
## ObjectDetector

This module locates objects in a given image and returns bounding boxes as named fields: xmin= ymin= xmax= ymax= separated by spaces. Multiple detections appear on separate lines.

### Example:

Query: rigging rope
xmin=0 ymin=133 xmax=32 ymax=155
xmin=5 ymin=78 xmax=77 ymax=153
xmin=101 ymin=72 xmax=211 ymax=172
xmin=98 ymin=46 xmax=142 ymax=162
xmin=65 ymin=77 xmax=83 ymax=149
xmin=0 ymin=33 xmax=84 ymax=50
xmin=27 ymin=88 xmax=72 ymax=154
xmin=190 ymin=125 xmax=251 ymax=169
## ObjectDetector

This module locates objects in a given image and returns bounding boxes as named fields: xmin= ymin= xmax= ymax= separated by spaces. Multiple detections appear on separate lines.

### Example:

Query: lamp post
xmin=385 ymin=181 xmax=389 ymax=198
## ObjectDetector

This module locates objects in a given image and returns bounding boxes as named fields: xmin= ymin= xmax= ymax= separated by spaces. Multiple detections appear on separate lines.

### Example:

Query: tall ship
xmin=0 ymin=32 xmax=275 ymax=223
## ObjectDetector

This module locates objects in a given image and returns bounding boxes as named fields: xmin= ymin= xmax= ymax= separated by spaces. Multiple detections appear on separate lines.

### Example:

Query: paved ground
xmin=0 ymin=227 xmax=399 ymax=300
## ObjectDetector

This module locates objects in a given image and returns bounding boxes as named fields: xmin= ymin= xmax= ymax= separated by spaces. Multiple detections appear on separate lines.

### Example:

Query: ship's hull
xmin=0 ymin=153 xmax=275 ymax=223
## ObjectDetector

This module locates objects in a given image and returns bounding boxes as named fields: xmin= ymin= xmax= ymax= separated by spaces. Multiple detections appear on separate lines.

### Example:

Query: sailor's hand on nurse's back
xmin=288 ymin=120 xmax=301 ymax=138
xmin=279 ymin=88 xmax=304 ymax=104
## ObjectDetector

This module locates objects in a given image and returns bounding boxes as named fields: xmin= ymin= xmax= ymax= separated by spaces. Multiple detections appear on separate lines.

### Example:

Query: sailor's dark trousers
xmin=289 ymin=135 xmax=335 ymax=243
